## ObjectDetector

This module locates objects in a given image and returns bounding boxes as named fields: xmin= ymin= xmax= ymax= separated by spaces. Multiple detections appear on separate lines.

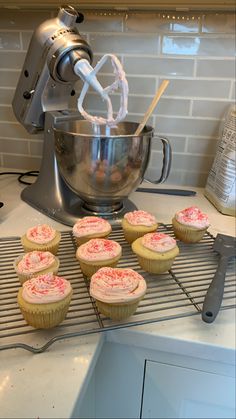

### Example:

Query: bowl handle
xmin=144 ymin=136 xmax=172 ymax=184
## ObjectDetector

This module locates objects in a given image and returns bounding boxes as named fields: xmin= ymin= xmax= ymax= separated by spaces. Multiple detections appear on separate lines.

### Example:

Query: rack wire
xmin=0 ymin=224 xmax=235 ymax=353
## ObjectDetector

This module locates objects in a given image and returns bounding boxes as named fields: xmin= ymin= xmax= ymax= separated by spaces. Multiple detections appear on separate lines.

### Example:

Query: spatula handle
xmin=202 ymin=256 xmax=228 ymax=323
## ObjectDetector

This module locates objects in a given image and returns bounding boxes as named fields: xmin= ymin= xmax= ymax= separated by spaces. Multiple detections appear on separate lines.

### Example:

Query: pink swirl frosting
xmin=90 ymin=267 xmax=147 ymax=303
xmin=141 ymin=232 xmax=177 ymax=252
xmin=22 ymin=273 xmax=72 ymax=304
xmin=175 ymin=206 xmax=210 ymax=229
xmin=76 ymin=239 xmax=121 ymax=261
xmin=16 ymin=251 xmax=56 ymax=274
xmin=124 ymin=210 xmax=157 ymax=226
xmin=73 ymin=216 xmax=111 ymax=237
xmin=26 ymin=224 xmax=56 ymax=244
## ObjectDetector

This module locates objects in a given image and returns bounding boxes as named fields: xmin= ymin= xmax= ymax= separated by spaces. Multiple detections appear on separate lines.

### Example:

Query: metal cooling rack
xmin=0 ymin=224 xmax=235 ymax=353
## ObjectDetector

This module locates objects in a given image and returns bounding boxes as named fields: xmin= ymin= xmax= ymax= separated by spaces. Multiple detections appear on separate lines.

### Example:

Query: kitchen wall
xmin=0 ymin=8 xmax=235 ymax=186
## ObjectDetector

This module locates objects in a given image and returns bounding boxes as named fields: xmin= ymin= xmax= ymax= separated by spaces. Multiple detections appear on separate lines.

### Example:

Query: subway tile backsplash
xmin=0 ymin=9 xmax=235 ymax=186
xmin=161 ymin=35 xmax=235 ymax=56
xmin=0 ymin=9 xmax=51 ymax=30
xmin=0 ymin=32 xmax=21 ymax=50
xmin=196 ymin=59 xmax=235 ymax=78
xmin=124 ymin=56 xmax=195 ymax=77
xmin=90 ymin=33 xmax=160 ymax=54
xmin=161 ymin=79 xmax=231 ymax=98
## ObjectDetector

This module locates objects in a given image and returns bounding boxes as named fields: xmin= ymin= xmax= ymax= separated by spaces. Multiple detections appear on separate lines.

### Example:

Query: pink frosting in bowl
xmin=141 ymin=232 xmax=177 ymax=253
xmin=90 ymin=267 xmax=147 ymax=303
xmin=22 ymin=273 xmax=72 ymax=304
xmin=73 ymin=216 xmax=111 ymax=238
xmin=26 ymin=224 xmax=56 ymax=244
xmin=76 ymin=238 xmax=121 ymax=262
xmin=124 ymin=210 xmax=157 ymax=226
xmin=175 ymin=206 xmax=210 ymax=229
xmin=15 ymin=251 xmax=57 ymax=275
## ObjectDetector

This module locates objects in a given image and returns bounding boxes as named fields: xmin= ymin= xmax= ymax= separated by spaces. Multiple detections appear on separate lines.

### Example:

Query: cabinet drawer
xmin=141 ymin=360 xmax=235 ymax=419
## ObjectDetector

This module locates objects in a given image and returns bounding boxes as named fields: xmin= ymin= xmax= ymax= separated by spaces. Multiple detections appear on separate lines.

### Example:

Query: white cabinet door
xmin=141 ymin=360 xmax=235 ymax=419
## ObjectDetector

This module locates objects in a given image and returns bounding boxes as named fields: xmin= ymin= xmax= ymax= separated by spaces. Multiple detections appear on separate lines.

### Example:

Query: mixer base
xmin=80 ymin=199 xmax=137 ymax=222
xmin=21 ymin=182 xmax=137 ymax=226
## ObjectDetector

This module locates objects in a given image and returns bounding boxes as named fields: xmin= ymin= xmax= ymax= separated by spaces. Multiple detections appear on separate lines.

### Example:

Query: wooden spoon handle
xmin=134 ymin=80 xmax=169 ymax=136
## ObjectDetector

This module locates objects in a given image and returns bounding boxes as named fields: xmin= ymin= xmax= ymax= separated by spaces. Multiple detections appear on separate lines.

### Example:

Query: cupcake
xmin=17 ymin=273 xmax=73 ymax=329
xmin=76 ymin=238 xmax=122 ymax=278
xmin=121 ymin=210 xmax=158 ymax=243
xmin=14 ymin=251 xmax=60 ymax=285
xmin=90 ymin=267 xmax=147 ymax=320
xmin=172 ymin=206 xmax=210 ymax=243
xmin=72 ymin=216 xmax=112 ymax=246
xmin=21 ymin=224 xmax=61 ymax=255
xmin=132 ymin=232 xmax=179 ymax=274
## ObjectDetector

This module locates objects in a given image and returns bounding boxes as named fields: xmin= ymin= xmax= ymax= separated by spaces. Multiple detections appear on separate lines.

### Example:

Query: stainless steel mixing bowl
xmin=54 ymin=120 xmax=171 ymax=213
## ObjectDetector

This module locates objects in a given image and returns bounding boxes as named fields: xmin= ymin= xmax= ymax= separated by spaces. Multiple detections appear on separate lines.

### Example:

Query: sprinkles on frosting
xmin=73 ymin=216 xmax=111 ymax=237
xmin=124 ymin=210 xmax=157 ymax=226
xmin=90 ymin=267 xmax=147 ymax=303
xmin=175 ymin=206 xmax=210 ymax=229
xmin=141 ymin=232 xmax=177 ymax=253
xmin=22 ymin=273 xmax=72 ymax=304
xmin=16 ymin=251 xmax=56 ymax=274
xmin=26 ymin=224 xmax=56 ymax=244
xmin=76 ymin=238 xmax=121 ymax=261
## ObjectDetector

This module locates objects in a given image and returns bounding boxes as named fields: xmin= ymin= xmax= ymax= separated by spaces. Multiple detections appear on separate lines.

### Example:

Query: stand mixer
xmin=12 ymin=5 xmax=171 ymax=226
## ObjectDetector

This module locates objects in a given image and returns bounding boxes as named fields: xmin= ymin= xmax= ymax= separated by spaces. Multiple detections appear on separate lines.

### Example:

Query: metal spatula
xmin=202 ymin=233 xmax=236 ymax=323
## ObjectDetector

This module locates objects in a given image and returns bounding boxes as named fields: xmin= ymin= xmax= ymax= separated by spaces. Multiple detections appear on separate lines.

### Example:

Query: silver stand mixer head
xmin=12 ymin=5 xmax=93 ymax=134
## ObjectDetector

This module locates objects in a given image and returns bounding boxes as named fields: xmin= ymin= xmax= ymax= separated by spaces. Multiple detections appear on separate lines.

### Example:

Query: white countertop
xmin=0 ymin=174 xmax=235 ymax=418
xmin=1 ymin=174 xmax=235 ymax=238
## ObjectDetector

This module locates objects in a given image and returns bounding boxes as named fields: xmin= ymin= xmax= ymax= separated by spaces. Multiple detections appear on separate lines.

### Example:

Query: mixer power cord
xmin=0 ymin=170 xmax=39 ymax=185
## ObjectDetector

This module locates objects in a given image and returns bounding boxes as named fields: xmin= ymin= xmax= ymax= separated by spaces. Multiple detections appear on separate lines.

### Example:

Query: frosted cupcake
xmin=122 ymin=210 xmax=158 ymax=243
xmin=17 ymin=273 xmax=73 ymax=329
xmin=21 ymin=224 xmax=61 ymax=255
xmin=172 ymin=206 xmax=210 ymax=243
xmin=132 ymin=232 xmax=179 ymax=274
xmin=76 ymin=238 xmax=122 ymax=278
xmin=90 ymin=267 xmax=147 ymax=320
xmin=14 ymin=251 xmax=60 ymax=285
xmin=72 ymin=216 xmax=112 ymax=246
